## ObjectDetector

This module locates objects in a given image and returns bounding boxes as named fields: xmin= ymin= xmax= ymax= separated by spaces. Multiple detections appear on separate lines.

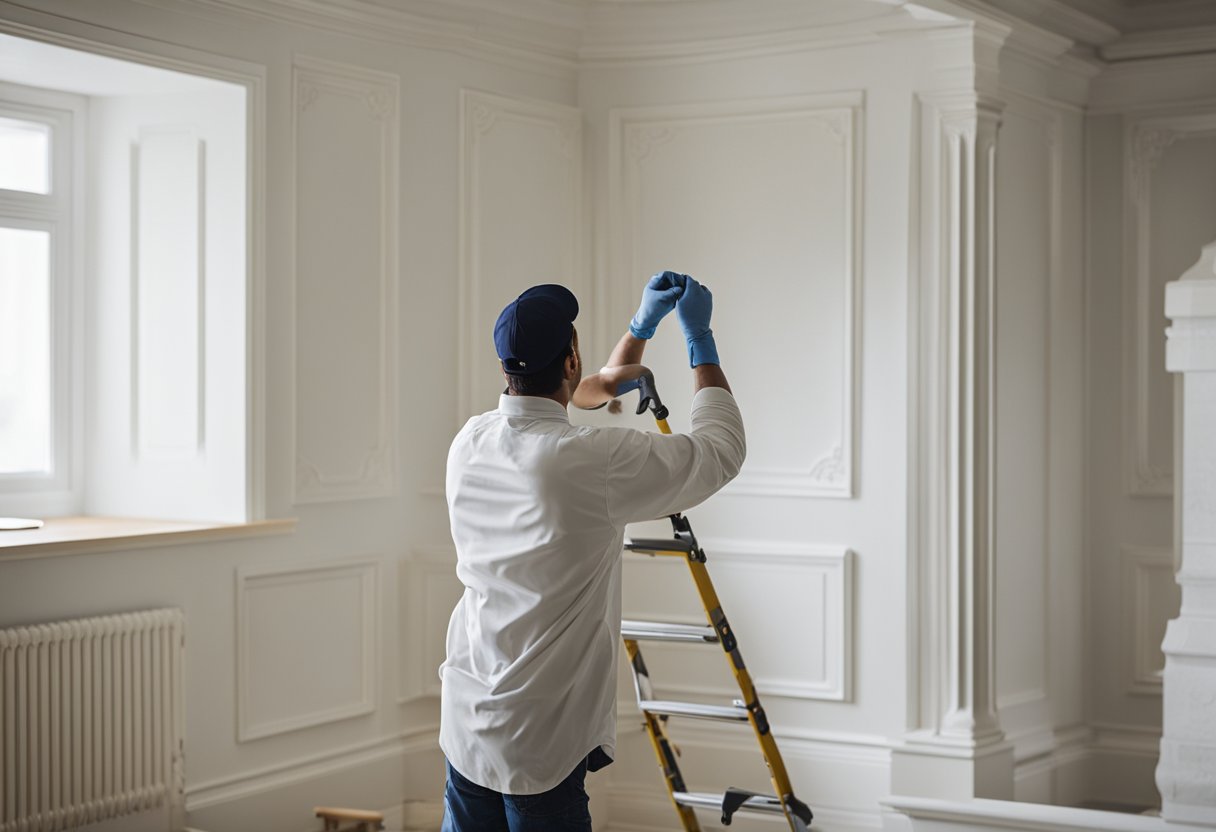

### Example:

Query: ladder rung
xmin=621 ymin=620 xmax=719 ymax=643
xmin=672 ymin=791 xmax=786 ymax=815
xmin=625 ymin=537 xmax=693 ymax=555
xmin=638 ymin=699 xmax=748 ymax=722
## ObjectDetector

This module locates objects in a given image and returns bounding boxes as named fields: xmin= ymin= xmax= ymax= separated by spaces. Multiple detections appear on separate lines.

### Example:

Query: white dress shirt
xmin=439 ymin=386 xmax=746 ymax=795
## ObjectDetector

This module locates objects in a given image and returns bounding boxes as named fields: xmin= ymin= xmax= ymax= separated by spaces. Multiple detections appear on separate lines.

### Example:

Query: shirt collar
xmin=498 ymin=394 xmax=571 ymax=423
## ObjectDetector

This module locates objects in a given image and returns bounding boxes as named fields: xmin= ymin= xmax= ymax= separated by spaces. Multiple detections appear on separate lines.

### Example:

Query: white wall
xmin=1 ymin=1 xmax=1202 ymax=830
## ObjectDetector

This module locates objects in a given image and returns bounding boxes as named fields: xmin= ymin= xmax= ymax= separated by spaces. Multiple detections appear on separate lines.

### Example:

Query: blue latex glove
xmin=629 ymin=271 xmax=686 ymax=340
xmin=675 ymin=277 xmax=719 ymax=367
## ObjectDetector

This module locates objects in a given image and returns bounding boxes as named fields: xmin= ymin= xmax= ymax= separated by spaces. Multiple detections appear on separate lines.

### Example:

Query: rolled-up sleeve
xmin=606 ymin=387 xmax=746 ymax=525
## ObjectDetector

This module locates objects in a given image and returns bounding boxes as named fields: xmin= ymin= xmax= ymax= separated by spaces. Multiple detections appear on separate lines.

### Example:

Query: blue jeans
xmin=441 ymin=758 xmax=592 ymax=832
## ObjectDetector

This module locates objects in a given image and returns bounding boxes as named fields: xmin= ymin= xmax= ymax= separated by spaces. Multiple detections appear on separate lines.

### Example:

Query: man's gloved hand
xmin=675 ymin=276 xmax=719 ymax=367
xmin=629 ymin=271 xmax=686 ymax=340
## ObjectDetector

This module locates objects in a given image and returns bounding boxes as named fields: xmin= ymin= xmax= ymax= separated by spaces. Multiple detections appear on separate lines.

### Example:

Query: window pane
xmin=0 ymin=226 xmax=51 ymax=474
xmin=0 ymin=116 xmax=51 ymax=194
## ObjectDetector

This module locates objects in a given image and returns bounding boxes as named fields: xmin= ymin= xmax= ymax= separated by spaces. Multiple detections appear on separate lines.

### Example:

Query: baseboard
xmin=184 ymin=727 xmax=443 ymax=831
xmin=1013 ymin=726 xmax=1092 ymax=806
xmin=1086 ymin=723 xmax=1162 ymax=808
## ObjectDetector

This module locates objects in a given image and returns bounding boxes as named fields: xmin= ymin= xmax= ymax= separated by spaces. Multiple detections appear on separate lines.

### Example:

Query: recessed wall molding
xmin=1121 ymin=546 xmax=1179 ymax=696
xmin=398 ymin=546 xmax=462 ymax=704
xmin=610 ymin=93 xmax=862 ymax=500
xmin=291 ymin=55 xmax=400 ymax=504
xmin=624 ymin=540 xmax=854 ymax=702
xmin=237 ymin=558 xmax=381 ymax=741
xmin=457 ymin=89 xmax=583 ymax=426
xmin=1122 ymin=113 xmax=1216 ymax=498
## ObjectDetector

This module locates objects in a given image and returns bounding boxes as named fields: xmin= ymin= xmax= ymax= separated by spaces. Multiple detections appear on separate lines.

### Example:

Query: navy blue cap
xmin=494 ymin=284 xmax=579 ymax=375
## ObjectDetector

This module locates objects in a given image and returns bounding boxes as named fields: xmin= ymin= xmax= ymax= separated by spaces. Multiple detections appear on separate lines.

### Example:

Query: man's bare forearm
xmin=694 ymin=363 xmax=731 ymax=394
xmin=606 ymin=331 xmax=647 ymax=368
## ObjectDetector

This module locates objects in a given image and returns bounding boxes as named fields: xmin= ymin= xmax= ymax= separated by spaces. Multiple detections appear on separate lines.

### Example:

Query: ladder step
xmin=638 ymin=699 xmax=748 ymax=722
xmin=624 ymin=537 xmax=693 ymax=555
xmin=621 ymin=620 xmax=719 ymax=644
xmin=672 ymin=790 xmax=785 ymax=815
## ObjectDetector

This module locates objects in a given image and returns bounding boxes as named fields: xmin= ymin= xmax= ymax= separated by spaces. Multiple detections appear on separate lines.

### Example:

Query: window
xmin=0 ymin=35 xmax=252 ymax=524
xmin=0 ymin=88 xmax=81 ymax=516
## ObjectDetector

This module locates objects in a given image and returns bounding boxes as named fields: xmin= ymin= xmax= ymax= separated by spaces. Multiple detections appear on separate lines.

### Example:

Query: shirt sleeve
xmin=606 ymin=386 xmax=746 ymax=525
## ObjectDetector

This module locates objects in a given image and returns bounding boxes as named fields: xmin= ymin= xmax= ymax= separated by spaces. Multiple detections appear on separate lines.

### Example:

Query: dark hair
xmin=505 ymin=342 xmax=574 ymax=397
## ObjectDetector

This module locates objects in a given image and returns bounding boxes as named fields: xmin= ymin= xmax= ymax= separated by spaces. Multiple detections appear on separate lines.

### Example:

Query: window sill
xmin=0 ymin=515 xmax=297 ymax=563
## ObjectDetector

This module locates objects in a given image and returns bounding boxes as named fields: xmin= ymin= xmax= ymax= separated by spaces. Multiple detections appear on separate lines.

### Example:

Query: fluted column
xmin=1158 ymin=241 xmax=1216 ymax=826
xmin=892 ymin=92 xmax=1014 ymax=801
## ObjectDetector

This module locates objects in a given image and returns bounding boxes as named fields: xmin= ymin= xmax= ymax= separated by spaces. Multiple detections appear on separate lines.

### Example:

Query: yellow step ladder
xmin=621 ymin=375 xmax=813 ymax=831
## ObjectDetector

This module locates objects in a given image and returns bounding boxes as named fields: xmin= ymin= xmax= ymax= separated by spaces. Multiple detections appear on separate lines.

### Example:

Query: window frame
xmin=0 ymin=83 xmax=86 ymax=517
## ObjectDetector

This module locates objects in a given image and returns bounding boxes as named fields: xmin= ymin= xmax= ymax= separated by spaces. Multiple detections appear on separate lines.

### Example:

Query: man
xmin=439 ymin=272 xmax=745 ymax=831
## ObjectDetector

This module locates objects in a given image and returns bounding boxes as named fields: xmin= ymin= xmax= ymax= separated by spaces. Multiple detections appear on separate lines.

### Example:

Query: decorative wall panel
xmin=398 ymin=548 xmax=464 ymax=703
xmin=237 ymin=559 xmax=379 ymax=741
xmin=622 ymin=542 xmax=853 ymax=702
xmin=292 ymin=56 xmax=399 ymax=503
xmin=134 ymin=126 xmax=204 ymax=459
xmin=1122 ymin=546 xmax=1179 ymax=696
xmin=1123 ymin=115 xmax=1216 ymax=497
xmin=458 ymin=89 xmax=583 ymax=424
xmin=610 ymin=94 xmax=862 ymax=498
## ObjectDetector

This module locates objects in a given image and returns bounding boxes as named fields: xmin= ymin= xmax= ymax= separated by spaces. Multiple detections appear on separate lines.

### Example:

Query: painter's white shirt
xmin=439 ymin=387 xmax=746 ymax=795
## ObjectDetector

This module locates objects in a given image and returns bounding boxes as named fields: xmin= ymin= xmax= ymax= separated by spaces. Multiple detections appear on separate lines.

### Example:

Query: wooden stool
xmin=314 ymin=806 xmax=385 ymax=832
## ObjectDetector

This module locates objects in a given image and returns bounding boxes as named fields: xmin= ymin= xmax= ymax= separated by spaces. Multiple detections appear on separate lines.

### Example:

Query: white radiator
xmin=0 ymin=608 xmax=185 ymax=831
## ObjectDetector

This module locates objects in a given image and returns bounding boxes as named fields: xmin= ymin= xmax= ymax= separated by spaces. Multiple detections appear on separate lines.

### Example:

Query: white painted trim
xmin=185 ymin=725 xmax=438 ymax=811
xmin=456 ymin=88 xmax=584 ymax=427
xmin=884 ymin=796 xmax=1174 ymax=832
xmin=236 ymin=557 xmax=381 ymax=741
xmin=1101 ymin=25 xmax=1216 ymax=63
xmin=289 ymin=54 xmax=400 ymax=504
xmin=1121 ymin=112 xmax=1216 ymax=498
xmin=609 ymin=92 xmax=863 ymax=500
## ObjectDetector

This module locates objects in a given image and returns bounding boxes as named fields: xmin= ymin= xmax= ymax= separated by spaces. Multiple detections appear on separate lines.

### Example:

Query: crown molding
xmin=1101 ymin=24 xmax=1216 ymax=62
xmin=179 ymin=0 xmax=583 ymax=77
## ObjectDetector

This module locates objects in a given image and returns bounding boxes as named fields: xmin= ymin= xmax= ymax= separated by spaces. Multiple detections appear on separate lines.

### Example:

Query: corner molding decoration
xmin=611 ymin=93 xmax=862 ymax=500
xmin=1123 ymin=114 xmax=1216 ymax=498
xmin=236 ymin=558 xmax=380 ymax=742
xmin=456 ymin=89 xmax=583 ymax=427
xmin=291 ymin=55 xmax=400 ymax=504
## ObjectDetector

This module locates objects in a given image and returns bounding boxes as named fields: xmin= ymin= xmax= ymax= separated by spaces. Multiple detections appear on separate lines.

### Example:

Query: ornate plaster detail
xmin=809 ymin=445 xmax=846 ymax=483
xmin=363 ymin=89 xmax=396 ymax=123
xmin=470 ymin=102 xmax=498 ymax=135
xmin=298 ymin=81 xmax=320 ymax=113
xmin=1130 ymin=127 xmax=1179 ymax=194
xmin=626 ymin=124 xmax=677 ymax=162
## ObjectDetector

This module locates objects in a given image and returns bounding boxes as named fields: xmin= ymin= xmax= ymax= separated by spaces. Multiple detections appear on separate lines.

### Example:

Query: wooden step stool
xmin=314 ymin=806 xmax=385 ymax=832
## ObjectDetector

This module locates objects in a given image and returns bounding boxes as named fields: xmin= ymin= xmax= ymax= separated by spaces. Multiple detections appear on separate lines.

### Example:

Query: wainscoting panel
xmin=398 ymin=548 xmax=464 ymax=703
xmin=1123 ymin=115 xmax=1216 ymax=497
xmin=610 ymin=93 xmax=862 ymax=498
xmin=458 ymin=89 xmax=583 ymax=424
xmin=622 ymin=541 xmax=853 ymax=702
xmin=291 ymin=55 xmax=399 ymax=503
xmin=237 ymin=558 xmax=380 ymax=741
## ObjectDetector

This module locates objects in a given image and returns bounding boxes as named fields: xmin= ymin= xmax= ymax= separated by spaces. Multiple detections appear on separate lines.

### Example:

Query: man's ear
xmin=564 ymin=352 xmax=578 ymax=380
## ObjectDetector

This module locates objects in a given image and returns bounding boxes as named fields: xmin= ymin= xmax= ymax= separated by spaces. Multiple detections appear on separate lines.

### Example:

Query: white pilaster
xmin=895 ymin=88 xmax=1015 ymax=800
xmin=1158 ymin=241 xmax=1216 ymax=826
